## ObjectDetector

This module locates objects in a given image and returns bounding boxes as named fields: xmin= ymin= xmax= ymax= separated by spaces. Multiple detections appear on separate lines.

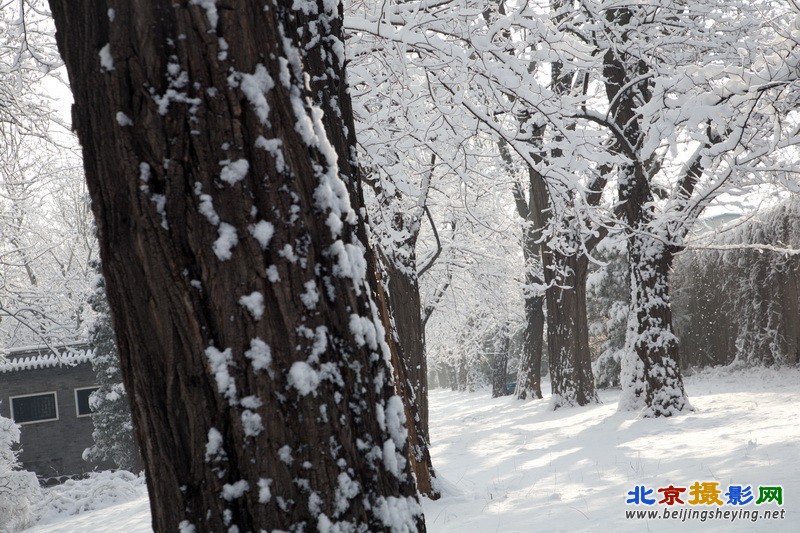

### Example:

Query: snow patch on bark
xmin=255 ymin=137 xmax=286 ymax=172
xmin=249 ymin=220 xmax=274 ymax=249
xmin=228 ymin=65 xmax=275 ymax=125
xmin=329 ymin=241 xmax=367 ymax=293
xmin=257 ymin=478 xmax=271 ymax=503
xmin=278 ymin=445 xmax=293 ymax=465
xmin=190 ymin=0 xmax=218 ymax=31
xmin=204 ymin=427 xmax=225 ymax=462
xmin=221 ymin=480 xmax=249 ymax=501
xmin=241 ymin=410 xmax=263 ymax=437
xmin=213 ymin=223 xmax=238 ymax=260
xmin=115 ymin=112 xmax=132 ymax=126
xmin=382 ymin=439 xmax=399 ymax=477
xmin=198 ymin=196 xmax=220 ymax=226
xmin=300 ymin=281 xmax=319 ymax=309
xmin=266 ymin=265 xmax=280 ymax=282
xmin=238 ymin=291 xmax=265 ymax=320
xmin=334 ymin=472 xmax=360 ymax=515
xmin=219 ymin=159 xmax=249 ymax=185
xmin=384 ymin=395 xmax=408 ymax=449
xmin=99 ymin=44 xmax=114 ymax=71
xmin=288 ymin=361 xmax=320 ymax=396
xmin=217 ymin=37 xmax=228 ymax=61
xmin=349 ymin=314 xmax=378 ymax=349
xmin=245 ymin=338 xmax=272 ymax=373
xmin=373 ymin=495 xmax=423 ymax=532
xmin=205 ymin=346 xmax=237 ymax=404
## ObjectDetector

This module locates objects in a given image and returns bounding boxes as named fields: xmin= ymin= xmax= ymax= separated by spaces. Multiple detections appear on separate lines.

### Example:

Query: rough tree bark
xmin=622 ymin=233 xmax=690 ymax=415
xmin=509 ymin=146 xmax=598 ymax=407
xmin=530 ymin=171 xmax=598 ymax=409
xmin=379 ymin=259 xmax=438 ymax=498
xmin=50 ymin=1 xmax=425 ymax=530
xmin=503 ymin=143 xmax=544 ymax=401
xmin=513 ymin=201 xmax=546 ymax=400
xmin=603 ymin=6 xmax=691 ymax=416
xmin=366 ymin=158 xmax=438 ymax=497
xmin=542 ymin=252 xmax=598 ymax=408
xmin=541 ymin=0 xmax=599 ymax=408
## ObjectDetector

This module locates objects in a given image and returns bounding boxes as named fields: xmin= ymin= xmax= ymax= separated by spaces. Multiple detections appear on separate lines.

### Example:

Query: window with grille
xmin=10 ymin=392 xmax=58 ymax=424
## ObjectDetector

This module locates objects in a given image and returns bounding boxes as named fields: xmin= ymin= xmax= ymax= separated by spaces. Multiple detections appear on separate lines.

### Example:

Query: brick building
xmin=0 ymin=345 xmax=113 ymax=482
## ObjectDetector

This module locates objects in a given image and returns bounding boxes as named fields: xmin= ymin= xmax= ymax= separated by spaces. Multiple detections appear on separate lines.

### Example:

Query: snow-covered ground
xmin=426 ymin=366 xmax=799 ymax=532
xmin=24 ymin=367 xmax=800 ymax=532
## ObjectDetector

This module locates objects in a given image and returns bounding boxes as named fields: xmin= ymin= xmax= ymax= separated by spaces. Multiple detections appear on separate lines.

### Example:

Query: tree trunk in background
xmin=491 ymin=325 xmax=511 ymax=398
xmin=540 ymin=3 xmax=598 ymax=408
xmin=436 ymin=367 xmax=451 ymax=389
xmin=380 ymin=260 xmax=438 ymax=498
xmin=524 ymin=165 xmax=597 ymax=407
xmin=512 ymin=174 xmax=545 ymax=402
xmin=516 ymin=227 xmax=545 ymax=400
xmin=457 ymin=356 xmax=468 ymax=391
xmin=50 ymin=1 xmax=425 ymax=530
xmin=544 ymin=254 xmax=598 ymax=407
xmin=384 ymin=260 xmax=429 ymax=437
xmin=448 ymin=363 xmax=459 ymax=391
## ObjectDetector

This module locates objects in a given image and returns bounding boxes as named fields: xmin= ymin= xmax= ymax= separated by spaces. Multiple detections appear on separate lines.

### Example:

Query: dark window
xmin=11 ymin=392 xmax=58 ymax=424
xmin=75 ymin=387 xmax=99 ymax=417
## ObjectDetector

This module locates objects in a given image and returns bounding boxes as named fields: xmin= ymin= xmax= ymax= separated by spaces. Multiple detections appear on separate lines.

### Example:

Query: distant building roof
xmin=694 ymin=213 xmax=742 ymax=234
xmin=0 ymin=344 xmax=93 ymax=373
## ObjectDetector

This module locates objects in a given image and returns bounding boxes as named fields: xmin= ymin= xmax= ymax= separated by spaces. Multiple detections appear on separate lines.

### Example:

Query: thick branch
xmin=417 ymin=205 xmax=441 ymax=278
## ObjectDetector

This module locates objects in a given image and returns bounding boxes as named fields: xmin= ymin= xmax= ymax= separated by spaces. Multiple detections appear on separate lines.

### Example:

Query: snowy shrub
xmin=0 ymin=415 xmax=41 ymax=532
xmin=83 ymin=263 xmax=141 ymax=472
xmin=34 ymin=470 xmax=145 ymax=521
xmin=673 ymin=199 xmax=800 ymax=369
xmin=592 ymin=348 xmax=622 ymax=389
xmin=587 ymin=240 xmax=629 ymax=388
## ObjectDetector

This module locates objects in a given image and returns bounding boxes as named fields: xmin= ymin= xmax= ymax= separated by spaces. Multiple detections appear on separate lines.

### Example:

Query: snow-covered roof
xmin=0 ymin=344 xmax=93 ymax=374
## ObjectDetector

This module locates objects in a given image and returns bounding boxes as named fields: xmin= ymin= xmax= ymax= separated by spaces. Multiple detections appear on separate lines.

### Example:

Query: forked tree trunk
xmin=525 ymin=167 xmax=597 ymax=407
xmin=603 ymin=7 xmax=692 ymax=417
xmin=49 ymin=1 xmax=425 ymax=530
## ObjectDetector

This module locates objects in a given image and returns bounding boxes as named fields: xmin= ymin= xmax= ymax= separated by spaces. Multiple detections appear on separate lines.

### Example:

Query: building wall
xmin=0 ymin=361 xmax=113 ymax=478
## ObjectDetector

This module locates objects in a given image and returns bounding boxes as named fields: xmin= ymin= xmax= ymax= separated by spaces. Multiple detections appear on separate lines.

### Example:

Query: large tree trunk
xmin=544 ymin=254 xmax=598 ymax=408
xmin=619 ymin=234 xmax=691 ymax=416
xmin=50 ymin=1 xmax=425 ymax=530
xmin=603 ymin=7 xmax=691 ymax=417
